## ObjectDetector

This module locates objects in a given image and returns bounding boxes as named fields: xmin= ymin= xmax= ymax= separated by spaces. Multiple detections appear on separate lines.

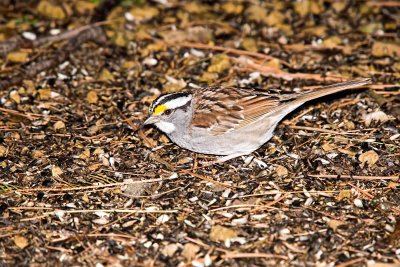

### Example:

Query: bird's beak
xmin=143 ymin=116 xmax=160 ymax=126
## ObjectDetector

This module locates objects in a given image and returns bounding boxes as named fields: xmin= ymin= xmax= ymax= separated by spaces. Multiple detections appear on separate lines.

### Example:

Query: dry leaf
xmin=32 ymin=150 xmax=45 ymax=159
xmin=372 ymin=42 xmax=400 ymax=58
xmin=294 ymin=0 xmax=323 ymax=17
xmin=359 ymin=23 xmax=382 ymax=34
xmin=38 ymin=88 xmax=51 ymax=100
xmin=321 ymin=143 xmax=335 ymax=152
xmin=121 ymin=179 xmax=147 ymax=197
xmin=163 ymin=76 xmax=187 ymax=93
xmin=210 ymin=225 xmax=238 ymax=242
xmin=92 ymin=217 xmax=109 ymax=225
xmin=336 ymin=190 xmax=351 ymax=201
xmin=222 ymin=2 xmax=243 ymax=14
xmin=75 ymin=1 xmax=97 ymax=13
xmin=79 ymin=149 xmax=90 ymax=160
xmin=183 ymin=2 xmax=209 ymax=14
xmin=199 ymin=72 xmax=218 ymax=82
xmin=264 ymin=11 xmax=285 ymax=26
xmin=323 ymin=36 xmax=342 ymax=48
xmin=93 ymin=148 xmax=105 ymax=155
xmin=98 ymin=69 xmax=114 ymax=82
xmin=7 ymin=51 xmax=29 ymax=63
xmin=14 ymin=235 xmax=29 ymax=249
xmin=37 ymin=0 xmax=70 ymax=19
xmin=241 ymin=38 xmax=258 ymax=52
xmin=246 ymin=5 xmax=267 ymax=22
xmin=82 ymin=193 xmax=90 ymax=203
xmin=156 ymin=214 xmax=170 ymax=225
xmin=0 ymin=145 xmax=7 ymax=157
xmin=87 ymin=91 xmax=99 ymax=104
xmin=10 ymin=91 xmax=21 ymax=103
xmin=52 ymin=165 xmax=63 ymax=178
xmin=187 ymin=26 xmax=213 ymax=43
xmin=332 ymin=2 xmax=347 ymax=12
xmin=181 ymin=243 xmax=200 ymax=260
xmin=88 ymin=163 xmax=101 ymax=171
xmin=129 ymin=6 xmax=159 ymax=21
xmin=207 ymin=54 xmax=230 ymax=73
xmin=338 ymin=148 xmax=356 ymax=157
xmin=53 ymin=121 xmax=65 ymax=130
xmin=275 ymin=165 xmax=289 ymax=177
xmin=359 ymin=150 xmax=379 ymax=166
xmin=327 ymin=219 xmax=345 ymax=232
xmin=161 ymin=243 xmax=179 ymax=257
xmin=364 ymin=111 xmax=390 ymax=126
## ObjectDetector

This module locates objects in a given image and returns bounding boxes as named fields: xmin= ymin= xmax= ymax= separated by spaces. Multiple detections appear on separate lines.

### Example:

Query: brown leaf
xmin=129 ymin=6 xmax=159 ymax=21
xmin=98 ymin=69 xmax=114 ymax=82
xmin=207 ymin=54 xmax=230 ymax=73
xmin=161 ymin=243 xmax=179 ymax=257
xmin=275 ymin=165 xmax=289 ymax=177
xmin=7 ymin=51 xmax=29 ymax=63
xmin=32 ymin=150 xmax=45 ymax=159
xmin=0 ymin=145 xmax=7 ymax=157
xmin=210 ymin=225 xmax=238 ymax=242
xmin=336 ymin=190 xmax=351 ymax=201
xmin=52 ymin=166 xmax=63 ymax=178
xmin=294 ymin=0 xmax=323 ymax=17
xmin=359 ymin=150 xmax=379 ymax=166
xmin=74 ymin=1 xmax=97 ymax=14
xmin=181 ymin=243 xmax=200 ymax=260
xmin=53 ymin=121 xmax=65 ymax=130
xmin=38 ymin=88 xmax=51 ymax=100
xmin=241 ymin=38 xmax=258 ymax=52
xmin=87 ymin=91 xmax=99 ymax=104
xmin=14 ymin=235 xmax=29 ymax=249
xmin=372 ymin=42 xmax=400 ymax=58
xmin=246 ymin=5 xmax=267 ymax=22
xmin=364 ymin=111 xmax=390 ymax=126
xmin=221 ymin=2 xmax=243 ymax=14
xmin=321 ymin=143 xmax=335 ymax=152
xmin=78 ymin=149 xmax=90 ymax=160
xmin=37 ymin=0 xmax=70 ymax=20
xmin=327 ymin=219 xmax=346 ymax=232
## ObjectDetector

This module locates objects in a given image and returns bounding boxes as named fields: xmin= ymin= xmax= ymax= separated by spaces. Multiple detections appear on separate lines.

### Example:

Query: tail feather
xmin=295 ymin=78 xmax=372 ymax=102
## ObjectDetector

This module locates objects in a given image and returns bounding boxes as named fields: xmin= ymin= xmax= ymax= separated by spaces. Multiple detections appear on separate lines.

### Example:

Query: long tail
xmin=295 ymin=78 xmax=372 ymax=102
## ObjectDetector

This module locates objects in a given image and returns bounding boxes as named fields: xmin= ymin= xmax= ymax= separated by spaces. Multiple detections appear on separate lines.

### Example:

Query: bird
xmin=143 ymin=78 xmax=371 ymax=163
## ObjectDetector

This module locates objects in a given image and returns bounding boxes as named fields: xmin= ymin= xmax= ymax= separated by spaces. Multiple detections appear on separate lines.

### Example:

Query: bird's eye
xmin=164 ymin=109 xmax=172 ymax=115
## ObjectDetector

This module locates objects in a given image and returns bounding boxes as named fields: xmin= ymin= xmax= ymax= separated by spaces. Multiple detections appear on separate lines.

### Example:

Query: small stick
xmin=181 ymin=170 xmax=237 ymax=189
xmin=308 ymin=174 xmax=399 ymax=181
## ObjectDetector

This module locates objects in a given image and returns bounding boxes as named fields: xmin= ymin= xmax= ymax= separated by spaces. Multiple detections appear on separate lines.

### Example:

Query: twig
xmin=222 ymin=252 xmax=288 ymax=260
xmin=15 ymin=176 xmax=177 ymax=193
xmin=308 ymin=174 xmax=399 ymax=181
xmin=180 ymin=170 xmax=237 ymax=189
xmin=288 ymin=125 xmax=349 ymax=135
xmin=335 ymin=258 xmax=364 ymax=267
xmin=233 ymin=57 xmax=346 ymax=82
xmin=210 ymin=204 xmax=278 ymax=212
xmin=168 ymin=41 xmax=290 ymax=67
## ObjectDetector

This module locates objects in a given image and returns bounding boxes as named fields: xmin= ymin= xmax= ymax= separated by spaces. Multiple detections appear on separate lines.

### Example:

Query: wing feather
xmin=192 ymin=87 xmax=279 ymax=135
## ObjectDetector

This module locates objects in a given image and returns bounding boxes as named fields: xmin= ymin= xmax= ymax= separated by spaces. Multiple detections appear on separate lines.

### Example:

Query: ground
xmin=0 ymin=0 xmax=399 ymax=266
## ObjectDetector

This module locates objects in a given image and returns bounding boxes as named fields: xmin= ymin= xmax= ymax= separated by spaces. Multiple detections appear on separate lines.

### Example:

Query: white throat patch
xmin=155 ymin=121 xmax=176 ymax=134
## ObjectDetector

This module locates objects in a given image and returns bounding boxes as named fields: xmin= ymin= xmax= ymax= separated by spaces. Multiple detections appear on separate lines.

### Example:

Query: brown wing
xmin=191 ymin=87 xmax=280 ymax=135
xmin=191 ymin=79 xmax=371 ymax=136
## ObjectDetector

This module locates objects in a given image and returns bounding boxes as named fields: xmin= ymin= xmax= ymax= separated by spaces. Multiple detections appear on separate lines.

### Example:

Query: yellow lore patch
xmin=153 ymin=104 xmax=167 ymax=115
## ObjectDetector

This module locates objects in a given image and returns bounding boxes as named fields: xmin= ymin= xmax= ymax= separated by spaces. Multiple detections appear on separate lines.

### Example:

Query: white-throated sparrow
xmin=143 ymin=78 xmax=371 ymax=162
